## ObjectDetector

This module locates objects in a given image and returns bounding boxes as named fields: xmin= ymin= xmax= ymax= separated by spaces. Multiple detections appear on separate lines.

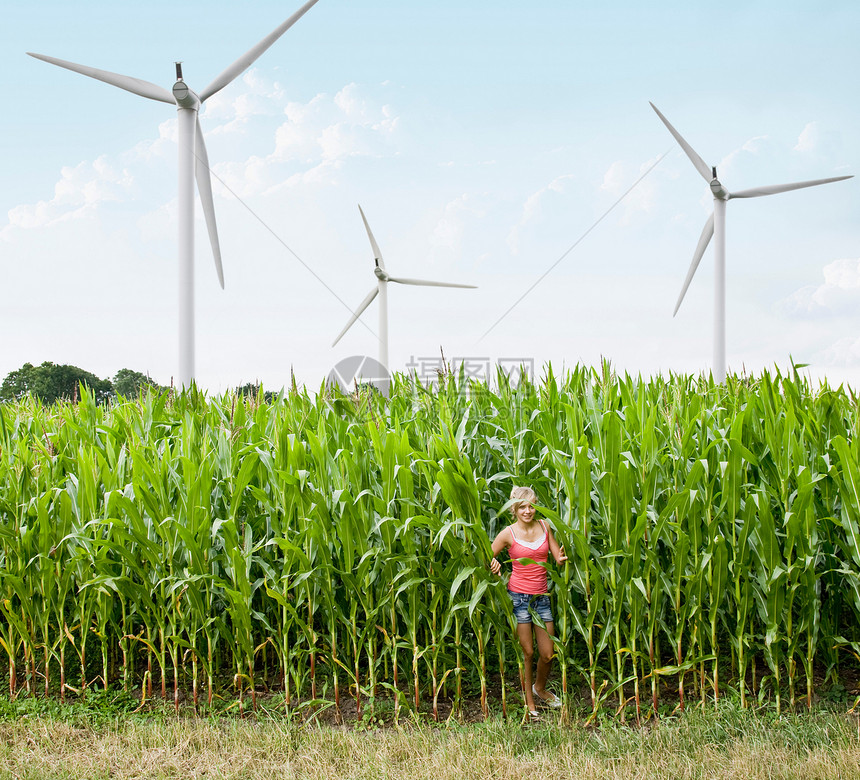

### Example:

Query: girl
xmin=490 ymin=486 xmax=567 ymax=721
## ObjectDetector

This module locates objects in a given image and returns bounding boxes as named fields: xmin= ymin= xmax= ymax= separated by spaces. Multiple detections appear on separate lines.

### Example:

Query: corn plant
xmin=0 ymin=368 xmax=859 ymax=719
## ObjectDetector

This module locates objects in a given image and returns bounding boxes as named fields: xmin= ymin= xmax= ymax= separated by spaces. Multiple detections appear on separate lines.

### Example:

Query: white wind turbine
xmin=29 ymin=0 xmax=323 ymax=388
xmin=332 ymin=205 xmax=477 ymax=371
xmin=651 ymin=102 xmax=852 ymax=383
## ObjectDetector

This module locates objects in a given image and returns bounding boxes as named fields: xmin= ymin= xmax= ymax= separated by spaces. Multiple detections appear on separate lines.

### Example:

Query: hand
xmin=557 ymin=545 xmax=568 ymax=564
xmin=490 ymin=558 xmax=501 ymax=576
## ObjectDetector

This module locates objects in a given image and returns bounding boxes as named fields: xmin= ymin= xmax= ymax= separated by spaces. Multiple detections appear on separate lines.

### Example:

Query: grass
xmin=1 ymin=697 xmax=858 ymax=779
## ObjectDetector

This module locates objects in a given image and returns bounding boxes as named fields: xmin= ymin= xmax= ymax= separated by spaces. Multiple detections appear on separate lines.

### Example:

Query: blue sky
xmin=2 ymin=0 xmax=860 ymax=391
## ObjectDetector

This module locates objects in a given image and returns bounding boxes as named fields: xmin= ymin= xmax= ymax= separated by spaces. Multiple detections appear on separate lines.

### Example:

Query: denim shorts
xmin=508 ymin=589 xmax=553 ymax=625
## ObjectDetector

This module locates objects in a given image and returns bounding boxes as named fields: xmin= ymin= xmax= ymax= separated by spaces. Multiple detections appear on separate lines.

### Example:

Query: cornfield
xmin=1 ymin=364 xmax=859 ymax=721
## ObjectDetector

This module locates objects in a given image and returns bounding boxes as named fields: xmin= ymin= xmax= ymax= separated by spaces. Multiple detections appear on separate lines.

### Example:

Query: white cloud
xmin=792 ymin=119 xmax=844 ymax=159
xmin=214 ymin=83 xmax=401 ymax=196
xmin=599 ymin=155 xmax=663 ymax=224
xmin=333 ymin=83 xmax=372 ymax=121
xmin=3 ymin=156 xmax=134 ymax=236
xmin=600 ymin=161 xmax=626 ymax=193
xmin=794 ymin=122 xmax=819 ymax=153
xmin=714 ymin=123 xmax=844 ymax=186
xmin=129 ymin=119 xmax=178 ymax=161
xmin=136 ymin=198 xmax=175 ymax=240
xmin=778 ymin=258 xmax=860 ymax=318
xmin=793 ymin=120 xmax=845 ymax=162
xmin=202 ymin=69 xmax=287 ymax=129
xmin=2 ymin=80 xmax=401 ymax=235
xmin=506 ymin=174 xmax=575 ymax=255
xmin=429 ymin=193 xmax=488 ymax=260
xmin=271 ymin=84 xmax=399 ymax=164
xmin=823 ymin=336 xmax=860 ymax=367
xmin=2 ymin=116 xmax=175 ymax=241
xmin=717 ymin=134 xmax=769 ymax=177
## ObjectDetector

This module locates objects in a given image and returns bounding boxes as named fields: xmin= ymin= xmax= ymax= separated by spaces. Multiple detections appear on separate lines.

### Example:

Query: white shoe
xmin=532 ymin=684 xmax=562 ymax=708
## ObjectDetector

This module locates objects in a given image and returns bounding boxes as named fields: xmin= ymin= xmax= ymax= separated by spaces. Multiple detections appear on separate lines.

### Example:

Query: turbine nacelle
xmin=709 ymin=175 xmax=729 ymax=201
xmin=171 ymin=62 xmax=199 ymax=108
xmin=373 ymin=260 xmax=388 ymax=282
xmin=172 ymin=80 xmax=200 ymax=109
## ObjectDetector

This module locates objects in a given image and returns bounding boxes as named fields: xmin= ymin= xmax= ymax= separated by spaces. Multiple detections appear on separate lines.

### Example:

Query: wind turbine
xmin=650 ymin=102 xmax=852 ymax=383
xmin=332 ymin=205 xmax=477 ymax=372
xmin=29 ymin=0 xmax=323 ymax=388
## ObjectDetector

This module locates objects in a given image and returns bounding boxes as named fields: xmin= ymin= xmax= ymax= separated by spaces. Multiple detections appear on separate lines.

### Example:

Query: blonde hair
xmin=509 ymin=485 xmax=537 ymax=516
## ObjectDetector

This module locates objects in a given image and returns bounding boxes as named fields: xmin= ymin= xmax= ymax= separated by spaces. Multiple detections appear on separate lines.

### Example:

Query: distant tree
xmin=0 ymin=362 xmax=35 ymax=401
xmin=235 ymin=382 xmax=277 ymax=403
xmin=113 ymin=368 xmax=160 ymax=398
xmin=0 ymin=361 xmax=113 ymax=404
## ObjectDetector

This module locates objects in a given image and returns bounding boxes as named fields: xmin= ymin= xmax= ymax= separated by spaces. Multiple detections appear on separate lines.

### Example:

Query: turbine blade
xmin=358 ymin=204 xmax=385 ymax=271
xmin=199 ymin=0 xmax=322 ymax=101
xmin=194 ymin=117 xmax=224 ymax=289
xmin=729 ymin=175 xmax=853 ymax=199
xmin=673 ymin=212 xmax=715 ymax=316
xmin=27 ymin=52 xmax=174 ymax=103
xmin=649 ymin=102 xmax=712 ymax=183
xmin=332 ymin=287 xmax=378 ymax=346
xmin=388 ymin=277 xmax=477 ymax=289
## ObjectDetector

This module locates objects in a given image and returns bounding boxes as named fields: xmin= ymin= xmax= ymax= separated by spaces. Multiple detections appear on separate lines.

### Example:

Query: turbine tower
xmin=650 ymin=102 xmax=852 ymax=383
xmin=29 ymin=0 xmax=323 ymax=388
xmin=333 ymin=205 xmax=477 ymax=371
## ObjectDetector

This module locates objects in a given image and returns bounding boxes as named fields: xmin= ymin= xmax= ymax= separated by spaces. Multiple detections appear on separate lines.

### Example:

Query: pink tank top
xmin=508 ymin=519 xmax=549 ymax=595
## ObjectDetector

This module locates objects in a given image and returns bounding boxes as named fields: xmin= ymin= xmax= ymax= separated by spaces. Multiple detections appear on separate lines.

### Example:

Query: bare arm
xmin=547 ymin=527 xmax=567 ymax=565
xmin=489 ymin=527 xmax=512 ymax=576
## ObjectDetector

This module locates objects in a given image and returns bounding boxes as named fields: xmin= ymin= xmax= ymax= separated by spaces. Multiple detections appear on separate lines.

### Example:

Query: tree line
xmin=0 ymin=361 xmax=276 ymax=404
xmin=0 ymin=362 xmax=162 ymax=404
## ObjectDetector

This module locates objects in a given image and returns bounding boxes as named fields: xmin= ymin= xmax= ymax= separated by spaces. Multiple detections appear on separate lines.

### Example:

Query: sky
xmin=2 ymin=0 xmax=860 ymax=392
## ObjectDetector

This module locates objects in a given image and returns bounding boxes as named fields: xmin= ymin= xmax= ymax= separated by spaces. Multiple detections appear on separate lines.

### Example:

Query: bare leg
xmin=516 ymin=623 xmax=536 ymax=711
xmin=532 ymin=621 xmax=555 ymax=700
